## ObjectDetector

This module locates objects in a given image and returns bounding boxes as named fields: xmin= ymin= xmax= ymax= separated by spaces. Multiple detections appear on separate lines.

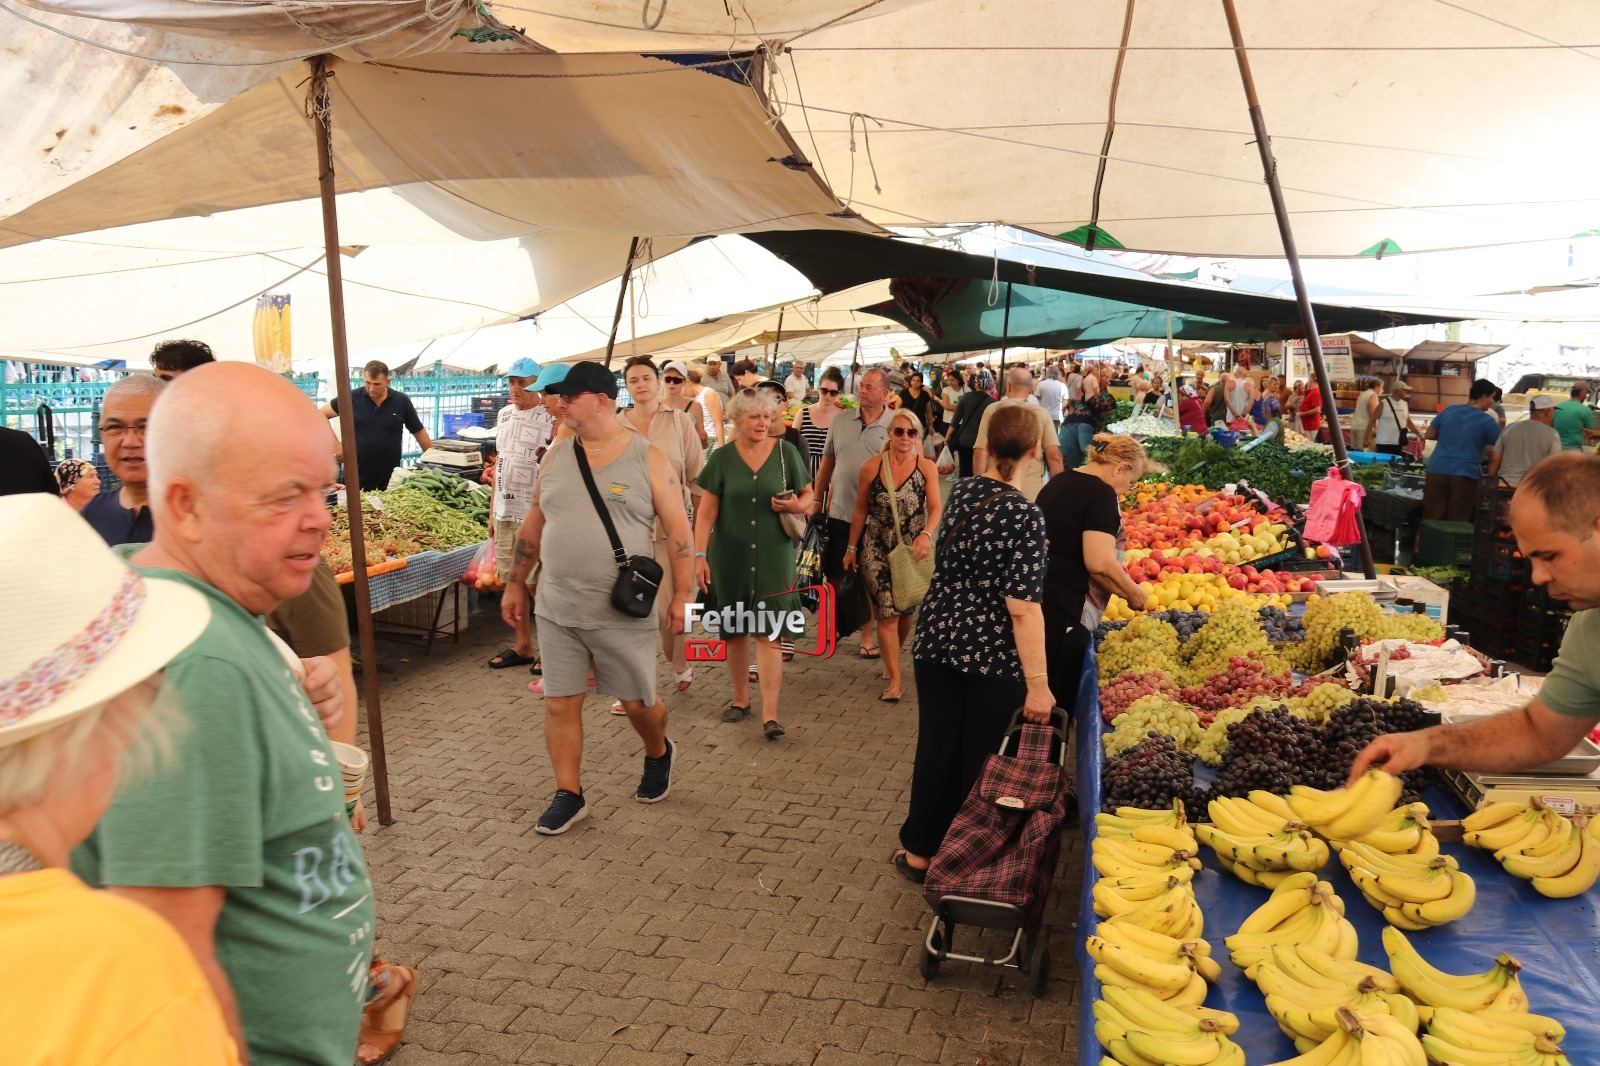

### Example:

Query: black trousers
xmin=1044 ymin=599 xmax=1093 ymax=725
xmin=900 ymin=658 xmax=1027 ymax=858
xmin=955 ymin=445 xmax=974 ymax=478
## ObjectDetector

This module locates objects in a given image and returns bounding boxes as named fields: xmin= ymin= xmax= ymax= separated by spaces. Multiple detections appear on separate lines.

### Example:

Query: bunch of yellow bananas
xmin=1254 ymin=941 xmax=1418 ymax=1046
xmin=1463 ymin=801 xmax=1600 ymax=899
xmin=1087 ymin=924 xmax=1214 ymax=1004
xmin=1286 ymin=770 xmax=1404 ymax=842
xmin=1420 ymin=1006 xmax=1572 ymax=1066
xmin=1383 ymin=927 xmax=1530 ymax=1013
xmin=1262 ymin=1007 xmax=1425 ymax=1066
xmin=1224 ymin=873 xmax=1360 ymax=974
xmin=1197 ymin=792 xmax=1329 ymax=885
xmin=1337 ymin=840 xmax=1475 ymax=931
xmin=1326 ymin=801 xmax=1435 ymax=854
xmin=1091 ymin=812 xmax=1205 ymax=943
xmin=1093 ymin=986 xmax=1245 ymax=1066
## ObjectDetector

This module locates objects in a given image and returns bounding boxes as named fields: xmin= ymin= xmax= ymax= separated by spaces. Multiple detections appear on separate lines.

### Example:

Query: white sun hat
xmin=0 ymin=495 xmax=210 ymax=747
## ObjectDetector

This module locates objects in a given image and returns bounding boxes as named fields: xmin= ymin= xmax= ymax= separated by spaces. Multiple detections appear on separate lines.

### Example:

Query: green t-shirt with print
xmin=1533 ymin=609 xmax=1600 ymax=719
xmin=72 ymin=561 xmax=374 ymax=1066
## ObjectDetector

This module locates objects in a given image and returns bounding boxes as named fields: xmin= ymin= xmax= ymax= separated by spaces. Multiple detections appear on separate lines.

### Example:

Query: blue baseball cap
xmin=532 ymin=363 xmax=571 ymax=391
xmin=505 ymin=357 xmax=541 ymax=380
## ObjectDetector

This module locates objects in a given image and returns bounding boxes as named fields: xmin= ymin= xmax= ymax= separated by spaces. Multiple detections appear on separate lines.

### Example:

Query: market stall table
xmin=1073 ymin=647 xmax=1600 ymax=1065
xmin=342 ymin=542 xmax=483 ymax=652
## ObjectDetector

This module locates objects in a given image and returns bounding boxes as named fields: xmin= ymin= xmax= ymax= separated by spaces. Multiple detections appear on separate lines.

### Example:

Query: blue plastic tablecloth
xmin=361 ymin=542 xmax=481 ymax=611
xmin=1075 ymin=647 xmax=1600 ymax=1064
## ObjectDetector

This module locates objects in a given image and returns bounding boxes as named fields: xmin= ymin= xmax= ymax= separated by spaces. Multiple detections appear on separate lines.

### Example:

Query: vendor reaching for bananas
xmin=1351 ymin=453 xmax=1600 ymax=782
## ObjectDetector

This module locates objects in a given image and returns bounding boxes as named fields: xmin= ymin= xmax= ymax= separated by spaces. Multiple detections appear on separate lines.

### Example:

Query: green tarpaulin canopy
xmin=748 ymin=231 xmax=1452 ymax=354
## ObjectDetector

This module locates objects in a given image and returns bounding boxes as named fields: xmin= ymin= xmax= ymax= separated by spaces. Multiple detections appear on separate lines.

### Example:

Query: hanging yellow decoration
xmin=253 ymin=294 xmax=292 ymax=373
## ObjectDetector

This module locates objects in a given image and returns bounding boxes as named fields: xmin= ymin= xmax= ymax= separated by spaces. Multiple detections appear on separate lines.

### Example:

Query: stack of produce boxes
xmin=1450 ymin=480 xmax=1570 ymax=669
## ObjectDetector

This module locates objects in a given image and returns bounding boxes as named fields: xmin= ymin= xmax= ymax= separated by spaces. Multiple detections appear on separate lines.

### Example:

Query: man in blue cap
xmin=486 ymin=357 xmax=558 ymax=669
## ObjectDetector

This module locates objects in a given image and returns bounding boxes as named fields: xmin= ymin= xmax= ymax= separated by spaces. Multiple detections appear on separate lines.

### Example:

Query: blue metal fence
xmin=2 ymin=363 xmax=509 ymax=467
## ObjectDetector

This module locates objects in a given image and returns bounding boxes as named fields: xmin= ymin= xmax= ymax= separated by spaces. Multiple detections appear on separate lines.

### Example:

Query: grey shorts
xmin=534 ymin=615 xmax=658 ymax=704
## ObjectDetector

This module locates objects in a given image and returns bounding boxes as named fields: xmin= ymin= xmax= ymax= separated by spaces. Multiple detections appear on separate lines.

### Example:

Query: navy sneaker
xmin=535 ymin=789 xmax=587 ymax=835
xmin=636 ymin=739 xmax=675 ymax=803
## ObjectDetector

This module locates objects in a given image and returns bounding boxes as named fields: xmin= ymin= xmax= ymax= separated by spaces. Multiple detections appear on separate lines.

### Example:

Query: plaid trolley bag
xmin=918 ymin=707 xmax=1071 ymax=998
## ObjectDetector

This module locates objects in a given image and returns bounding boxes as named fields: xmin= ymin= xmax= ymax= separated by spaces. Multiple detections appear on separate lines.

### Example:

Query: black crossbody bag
xmin=573 ymin=439 xmax=663 ymax=618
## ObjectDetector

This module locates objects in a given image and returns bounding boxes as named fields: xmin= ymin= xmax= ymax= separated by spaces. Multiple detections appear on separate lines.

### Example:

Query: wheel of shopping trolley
xmin=1027 ymin=938 xmax=1050 ymax=999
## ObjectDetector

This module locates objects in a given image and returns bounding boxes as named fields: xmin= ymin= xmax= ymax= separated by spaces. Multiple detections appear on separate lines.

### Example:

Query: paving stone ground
xmin=354 ymin=595 xmax=1086 ymax=1066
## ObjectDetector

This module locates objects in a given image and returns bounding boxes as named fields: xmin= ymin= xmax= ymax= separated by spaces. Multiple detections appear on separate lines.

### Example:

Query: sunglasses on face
xmin=663 ymin=376 xmax=684 ymax=384
xmin=818 ymin=387 xmax=840 ymax=396
xmin=890 ymin=426 xmax=920 ymax=438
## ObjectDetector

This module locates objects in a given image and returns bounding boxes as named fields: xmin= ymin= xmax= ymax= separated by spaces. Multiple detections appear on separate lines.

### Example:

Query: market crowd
xmin=10 ymin=339 xmax=1600 ymax=1066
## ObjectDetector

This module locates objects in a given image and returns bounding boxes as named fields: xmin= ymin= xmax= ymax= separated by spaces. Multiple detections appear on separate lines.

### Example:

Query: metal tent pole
xmin=997 ymin=282 xmax=1013 ymax=378
xmin=771 ymin=309 xmax=785 ymax=378
xmin=309 ymin=56 xmax=393 ymax=824
xmin=1220 ymin=0 xmax=1375 ymax=579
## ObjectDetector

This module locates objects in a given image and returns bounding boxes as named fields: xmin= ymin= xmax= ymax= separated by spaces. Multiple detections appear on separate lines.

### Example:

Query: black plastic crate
xmin=1419 ymin=520 xmax=1475 ymax=567
xmin=1475 ymin=478 xmax=1516 ymax=532
xmin=1514 ymin=633 xmax=1563 ymax=672
xmin=1471 ymin=539 xmax=1531 ymax=583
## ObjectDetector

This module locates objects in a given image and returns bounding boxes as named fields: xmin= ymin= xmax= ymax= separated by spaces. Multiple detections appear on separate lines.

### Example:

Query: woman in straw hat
xmin=0 ymin=494 xmax=238 ymax=1065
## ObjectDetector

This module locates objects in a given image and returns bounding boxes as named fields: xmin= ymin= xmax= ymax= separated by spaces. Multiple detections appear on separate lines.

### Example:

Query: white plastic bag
xmin=935 ymin=444 xmax=956 ymax=476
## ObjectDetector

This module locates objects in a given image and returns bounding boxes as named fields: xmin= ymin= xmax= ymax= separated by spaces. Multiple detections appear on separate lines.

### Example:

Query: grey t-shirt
xmin=821 ymin=406 xmax=893 ymax=520
xmin=1493 ymin=418 xmax=1562 ymax=484
xmin=1537 ymin=610 xmax=1600 ymax=719
xmin=534 ymin=434 xmax=658 ymax=630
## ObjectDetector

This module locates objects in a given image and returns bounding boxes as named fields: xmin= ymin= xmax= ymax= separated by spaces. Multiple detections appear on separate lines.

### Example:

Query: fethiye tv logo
xmin=683 ymin=582 xmax=838 ymax=661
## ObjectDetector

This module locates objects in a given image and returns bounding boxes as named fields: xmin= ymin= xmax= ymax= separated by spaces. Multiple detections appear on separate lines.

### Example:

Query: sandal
xmin=488 ymin=648 xmax=537 ymax=669
xmin=880 ymin=688 xmax=902 ymax=703
xmin=357 ymin=962 xmax=418 ymax=1065
xmin=722 ymin=703 xmax=751 ymax=723
xmin=528 ymin=659 xmax=542 ymax=676
xmin=674 ymin=666 xmax=694 ymax=693
xmin=891 ymin=850 xmax=927 ymax=884
xmin=858 ymin=646 xmax=881 ymax=660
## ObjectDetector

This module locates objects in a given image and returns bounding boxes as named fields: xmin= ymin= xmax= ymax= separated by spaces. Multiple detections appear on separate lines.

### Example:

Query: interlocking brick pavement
xmin=356 ymin=597 xmax=1085 ymax=1065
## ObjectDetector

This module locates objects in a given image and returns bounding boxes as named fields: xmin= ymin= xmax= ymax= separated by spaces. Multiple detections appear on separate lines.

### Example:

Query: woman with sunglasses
xmin=617 ymin=357 xmax=704 ymax=697
xmin=658 ymin=361 xmax=710 ymax=449
xmin=694 ymin=388 xmax=813 ymax=738
xmin=683 ymin=368 xmax=726 ymax=453
xmin=794 ymin=367 xmax=846 ymax=479
xmin=844 ymin=408 xmax=942 ymax=703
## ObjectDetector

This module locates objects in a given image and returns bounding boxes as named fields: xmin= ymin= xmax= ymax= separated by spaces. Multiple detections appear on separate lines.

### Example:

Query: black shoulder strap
xmin=573 ymin=440 xmax=628 ymax=570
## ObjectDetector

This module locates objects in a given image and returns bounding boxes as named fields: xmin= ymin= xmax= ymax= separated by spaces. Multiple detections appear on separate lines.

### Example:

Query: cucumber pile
xmin=402 ymin=468 xmax=490 ymax=526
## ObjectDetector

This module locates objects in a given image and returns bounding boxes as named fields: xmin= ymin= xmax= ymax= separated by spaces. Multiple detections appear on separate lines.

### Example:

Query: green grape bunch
xmin=1102 ymin=695 xmax=1203 ymax=759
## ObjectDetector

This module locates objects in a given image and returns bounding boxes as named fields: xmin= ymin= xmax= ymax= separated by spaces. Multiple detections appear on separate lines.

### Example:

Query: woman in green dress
xmin=693 ymin=388 xmax=813 ymax=739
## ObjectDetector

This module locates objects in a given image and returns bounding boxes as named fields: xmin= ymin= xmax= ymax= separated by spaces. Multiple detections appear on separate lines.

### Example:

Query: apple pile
xmin=1122 ymin=485 xmax=1293 ymax=562
xmin=1121 ymin=552 xmax=1321 ymax=596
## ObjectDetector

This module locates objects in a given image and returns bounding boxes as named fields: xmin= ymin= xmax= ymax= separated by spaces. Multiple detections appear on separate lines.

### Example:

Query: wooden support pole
xmin=310 ymin=56 xmax=394 ymax=824
xmin=1221 ymin=0 xmax=1376 ymax=578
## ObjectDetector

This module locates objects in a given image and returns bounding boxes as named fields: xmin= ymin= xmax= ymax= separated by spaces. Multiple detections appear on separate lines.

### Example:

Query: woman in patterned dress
xmin=844 ymin=408 xmax=942 ymax=703
xmin=891 ymin=403 xmax=1054 ymax=883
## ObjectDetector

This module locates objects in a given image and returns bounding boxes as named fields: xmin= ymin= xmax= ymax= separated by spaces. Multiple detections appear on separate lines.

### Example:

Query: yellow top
xmin=0 ymin=868 xmax=240 ymax=1066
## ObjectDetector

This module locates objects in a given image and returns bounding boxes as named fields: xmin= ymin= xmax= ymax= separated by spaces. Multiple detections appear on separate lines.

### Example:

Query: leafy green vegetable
xmin=1141 ymin=435 xmax=1325 ymax=505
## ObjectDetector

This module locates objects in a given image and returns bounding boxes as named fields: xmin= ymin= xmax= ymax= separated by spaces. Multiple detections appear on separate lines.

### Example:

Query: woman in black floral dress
xmin=844 ymin=408 xmax=942 ymax=703
xmin=892 ymin=404 xmax=1056 ymax=883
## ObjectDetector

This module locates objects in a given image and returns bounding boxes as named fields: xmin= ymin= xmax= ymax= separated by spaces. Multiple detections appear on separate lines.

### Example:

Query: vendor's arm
xmin=111 ymin=886 xmax=246 ymax=1063
xmin=647 ymin=445 xmax=693 ymax=634
xmin=1084 ymin=529 xmax=1147 ymax=610
xmin=1349 ymin=698 xmax=1596 ymax=783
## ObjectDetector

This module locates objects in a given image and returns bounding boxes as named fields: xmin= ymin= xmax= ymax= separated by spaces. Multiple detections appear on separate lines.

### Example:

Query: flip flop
xmin=488 ymin=648 xmax=537 ymax=669
xmin=674 ymin=666 xmax=694 ymax=693
xmin=880 ymin=689 xmax=902 ymax=703
xmin=357 ymin=962 xmax=418 ymax=1065
xmin=858 ymin=646 xmax=881 ymax=660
